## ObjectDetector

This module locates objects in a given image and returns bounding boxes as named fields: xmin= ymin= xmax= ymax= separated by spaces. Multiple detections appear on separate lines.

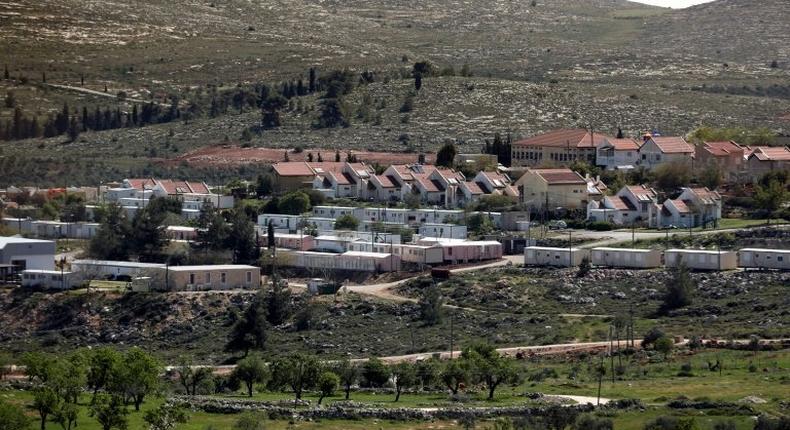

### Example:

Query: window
xmin=189 ymin=273 xmax=195 ymax=284
xmin=778 ymin=256 xmax=784 ymax=262
xmin=221 ymin=273 xmax=227 ymax=284
xmin=246 ymin=271 xmax=252 ymax=283
xmin=448 ymin=248 xmax=453 ymax=255
xmin=206 ymin=273 xmax=211 ymax=284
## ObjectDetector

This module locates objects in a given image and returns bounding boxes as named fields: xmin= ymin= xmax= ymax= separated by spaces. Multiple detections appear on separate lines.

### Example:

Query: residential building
xmin=511 ymin=129 xmax=609 ymax=167
xmin=414 ymin=238 xmax=503 ymax=264
xmin=695 ymin=140 xmax=746 ymax=183
xmin=515 ymin=168 xmax=589 ymax=210
xmin=657 ymin=187 xmax=722 ymax=228
xmin=596 ymin=137 xmax=641 ymax=170
xmin=637 ymin=136 xmax=695 ymax=170
xmin=587 ymin=185 xmax=659 ymax=226
xmin=278 ymin=250 xmax=401 ymax=272
xmin=0 ymin=237 xmax=56 ymax=271
xmin=165 ymin=226 xmax=197 ymax=241
xmin=166 ymin=265 xmax=260 ymax=291
xmin=743 ymin=146 xmax=790 ymax=183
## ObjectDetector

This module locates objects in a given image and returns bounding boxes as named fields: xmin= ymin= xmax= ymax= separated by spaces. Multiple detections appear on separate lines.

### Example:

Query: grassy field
xmin=2 ymin=348 xmax=786 ymax=429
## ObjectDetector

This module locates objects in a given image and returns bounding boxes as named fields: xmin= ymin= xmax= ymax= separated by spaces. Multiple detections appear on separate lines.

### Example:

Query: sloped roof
xmin=532 ymin=169 xmax=586 ymax=185
xmin=157 ymin=180 xmax=210 ymax=194
xmin=514 ymin=129 xmax=610 ymax=149
xmin=702 ymin=140 xmax=743 ymax=156
xmin=272 ymin=162 xmax=315 ymax=177
xmin=688 ymin=187 xmax=721 ymax=204
xmin=413 ymin=173 xmax=440 ymax=192
xmin=625 ymin=185 xmax=657 ymax=201
xmin=669 ymin=199 xmax=691 ymax=213
xmin=375 ymin=175 xmax=397 ymax=188
xmin=610 ymin=196 xmax=636 ymax=211
xmin=605 ymin=138 xmax=641 ymax=151
xmin=748 ymin=146 xmax=790 ymax=161
xmin=463 ymin=181 xmax=485 ymax=195
xmin=649 ymin=137 xmax=694 ymax=154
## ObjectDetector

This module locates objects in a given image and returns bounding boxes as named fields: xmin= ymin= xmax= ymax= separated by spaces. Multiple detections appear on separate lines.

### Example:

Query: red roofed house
xmin=511 ymin=129 xmax=610 ymax=167
xmin=695 ymin=141 xmax=746 ymax=183
xmin=406 ymin=167 xmax=465 ymax=206
xmin=311 ymin=162 xmax=373 ymax=199
xmin=637 ymin=136 xmax=695 ymax=170
xmin=656 ymin=187 xmax=722 ymax=228
xmin=596 ymin=137 xmax=642 ymax=170
xmin=587 ymin=185 xmax=659 ymax=226
xmin=743 ymin=146 xmax=790 ymax=183
xmin=514 ymin=168 xmax=589 ymax=210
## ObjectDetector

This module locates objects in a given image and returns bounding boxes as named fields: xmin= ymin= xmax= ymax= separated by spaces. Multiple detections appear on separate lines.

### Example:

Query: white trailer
xmin=591 ymin=247 xmax=663 ymax=269
xmin=738 ymin=248 xmax=790 ymax=271
xmin=665 ymin=249 xmax=738 ymax=271
xmin=524 ymin=246 xmax=590 ymax=267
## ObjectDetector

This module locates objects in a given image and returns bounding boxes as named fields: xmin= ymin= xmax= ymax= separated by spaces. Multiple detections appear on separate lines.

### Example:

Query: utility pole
xmin=597 ymin=354 xmax=604 ymax=406
xmin=610 ymin=325 xmax=615 ymax=384
xmin=568 ymin=230 xmax=573 ymax=268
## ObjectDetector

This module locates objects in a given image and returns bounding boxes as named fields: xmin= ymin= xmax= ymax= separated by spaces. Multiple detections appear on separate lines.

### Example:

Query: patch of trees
xmin=482 ymin=132 xmax=513 ymax=167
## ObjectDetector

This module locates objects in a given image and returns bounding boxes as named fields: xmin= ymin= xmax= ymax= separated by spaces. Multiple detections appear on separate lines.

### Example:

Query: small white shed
xmin=524 ymin=246 xmax=590 ymax=267
xmin=665 ymin=249 xmax=738 ymax=271
xmin=738 ymin=248 xmax=790 ymax=271
xmin=591 ymin=247 xmax=663 ymax=269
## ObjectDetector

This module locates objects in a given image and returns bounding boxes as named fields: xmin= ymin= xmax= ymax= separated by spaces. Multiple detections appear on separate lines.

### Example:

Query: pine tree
xmin=317 ymin=153 xmax=323 ymax=162
xmin=415 ymin=73 xmax=422 ymax=91
xmin=29 ymin=116 xmax=40 ymax=138
xmin=307 ymin=152 xmax=313 ymax=162
xmin=3 ymin=64 xmax=8 ymax=80
xmin=55 ymin=102 xmax=69 ymax=134
xmin=335 ymin=150 xmax=341 ymax=162
xmin=94 ymin=107 xmax=102 ymax=131
xmin=308 ymin=68 xmax=317 ymax=93
xmin=11 ymin=107 xmax=23 ymax=140
xmin=41 ymin=71 xmax=46 ymax=83
xmin=82 ymin=107 xmax=89 ymax=131
xmin=132 ymin=104 xmax=138 ymax=125
xmin=67 ymin=116 xmax=80 ymax=142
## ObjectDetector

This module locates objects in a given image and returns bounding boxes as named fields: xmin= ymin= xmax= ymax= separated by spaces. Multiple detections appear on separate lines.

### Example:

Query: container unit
xmin=664 ymin=249 xmax=738 ymax=271
xmin=738 ymin=248 xmax=790 ymax=270
xmin=524 ymin=246 xmax=590 ymax=267
xmin=591 ymin=247 xmax=662 ymax=269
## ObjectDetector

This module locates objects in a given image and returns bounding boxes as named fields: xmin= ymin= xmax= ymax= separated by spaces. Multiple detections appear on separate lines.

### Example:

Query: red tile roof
xmin=464 ymin=181 xmax=485 ymax=194
xmin=702 ymin=141 xmax=743 ymax=157
xmin=625 ymin=185 xmax=657 ymax=201
xmin=748 ymin=146 xmax=790 ymax=161
xmin=375 ymin=175 xmax=397 ymax=188
xmin=127 ymin=178 xmax=210 ymax=194
xmin=413 ymin=173 xmax=440 ymax=192
xmin=688 ymin=187 xmax=720 ymax=204
xmin=272 ymin=162 xmax=315 ymax=177
xmin=670 ymin=199 xmax=691 ymax=213
xmin=532 ymin=169 xmax=586 ymax=185
xmin=610 ymin=196 xmax=636 ymax=211
xmin=605 ymin=138 xmax=641 ymax=151
xmin=514 ymin=129 xmax=611 ymax=149
xmin=649 ymin=137 xmax=694 ymax=154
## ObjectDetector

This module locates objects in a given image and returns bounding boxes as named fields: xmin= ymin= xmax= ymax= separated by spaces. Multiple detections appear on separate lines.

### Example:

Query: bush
xmin=644 ymin=416 xmax=699 ymax=430
xmin=642 ymin=327 xmax=666 ymax=348
xmin=677 ymin=362 xmax=694 ymax=377
xmin=574 ymin=414 xmax=614 ymax=430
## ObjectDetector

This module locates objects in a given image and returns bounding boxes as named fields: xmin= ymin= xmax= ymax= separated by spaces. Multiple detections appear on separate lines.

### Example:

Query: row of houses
xmin=96 ymin=178 xmax=234 ymax=220
xmin=587 ymin=186 xmax=722 ymax=228
xmin=510 ymin=128 xmax=789 ymax=183
xmin=524 ymin=246 xmax=790 ymax=271
xmin=1 ymin=218 xmax=199 ymax=242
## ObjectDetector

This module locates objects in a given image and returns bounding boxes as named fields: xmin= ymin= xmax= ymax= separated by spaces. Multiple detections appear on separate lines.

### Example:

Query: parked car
xmin=548 ymin=220 xmax=567 ymax=230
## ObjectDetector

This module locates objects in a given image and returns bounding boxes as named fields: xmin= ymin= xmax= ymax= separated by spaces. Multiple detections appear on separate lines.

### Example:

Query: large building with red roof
xmin=511 ymin=129 xmax=610 ymax=168
xmin=743 ymin=146 xmax=790 ymax=182
xmin=695 ymin=141 xmax=746 ymax=183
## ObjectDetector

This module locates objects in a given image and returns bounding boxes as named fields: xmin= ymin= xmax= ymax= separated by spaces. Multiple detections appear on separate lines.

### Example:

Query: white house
xmin=637 ymin=136 xmax=695 ymax=170
xmin=587 ymin=185 xmax=659 ymax=226
xmin=22 ymin=270 xmax=83 ymax=290
xmin=596 ymin=137 xmax=641 ymax=170
xmin=656 ymin=187 xmax=722 ymax=228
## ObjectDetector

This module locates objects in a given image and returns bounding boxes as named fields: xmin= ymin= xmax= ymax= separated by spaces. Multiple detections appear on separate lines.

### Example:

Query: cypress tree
xmin=29 ymin=116 xmax=40 ymax=138
xmin=42 ymin=71 xmax=46 ymax=83
xmin=12 ymin=107 xmax=23 ymax=139
xmin=297 ymin=79 xmax=306 ymax=96
xmin=94 ymin=107 xmax=102 ymax=130
xmin=309 ymin=68 xmax=317 ymax=93
xmin=132 ymin=104 xmax=138 ymax=125
xmin=3 ymin=64 xmax=8 ymax=80
xmin=82 ymin=107 xmax=89 ymax=131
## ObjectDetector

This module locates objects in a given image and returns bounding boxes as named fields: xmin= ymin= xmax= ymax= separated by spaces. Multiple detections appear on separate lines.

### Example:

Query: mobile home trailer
xmin=591 ymin=247 xmax=662 ymax=269
xmin=665 ymin=249 xmax=738 ymax=271
xmin=524 ymin=246 xmax=590 ymax=267
xmin=738 ymin=248 xmax=790 ymax=270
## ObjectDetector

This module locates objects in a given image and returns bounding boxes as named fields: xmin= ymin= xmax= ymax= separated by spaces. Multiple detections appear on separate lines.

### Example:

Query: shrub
xmin=677 ymin=362 xmax=694 ymax=377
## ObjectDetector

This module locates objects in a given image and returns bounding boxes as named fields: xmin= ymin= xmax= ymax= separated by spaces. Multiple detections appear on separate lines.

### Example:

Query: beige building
xmin=511 ymin=129 xmax=610 ymax=167
xmin=743 ymin=146 xmax=790 ymax=183
xmin=515 ymin=168 xmax=589 ymax=210
xmin=591 ymin=247 xmax=663 ymax=269
xmin=166 ymin=265 xmax=260 ymax=291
